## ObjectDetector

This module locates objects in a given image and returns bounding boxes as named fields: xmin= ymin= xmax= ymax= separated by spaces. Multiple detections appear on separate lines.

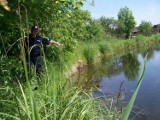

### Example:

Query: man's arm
xmin=50 ymin=40 xmax=62 ymax=46
xmin=42 ymin=37 xmax=62 ymax=46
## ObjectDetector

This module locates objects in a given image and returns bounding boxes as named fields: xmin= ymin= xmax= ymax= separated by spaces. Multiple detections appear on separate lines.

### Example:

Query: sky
xmin=82 ymin=0 xmax=160 ymax=26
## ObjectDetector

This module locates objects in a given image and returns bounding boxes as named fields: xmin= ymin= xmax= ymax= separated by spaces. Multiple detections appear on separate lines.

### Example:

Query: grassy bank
xmin=70 ymin=34 xmax=160 ymax=66
xmin=0 ymin=60 xmax=121 ymax=120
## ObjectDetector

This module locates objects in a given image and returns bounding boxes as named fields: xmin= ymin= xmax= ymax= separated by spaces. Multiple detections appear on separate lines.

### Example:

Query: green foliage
xmin=154 ymin=34 xmax=160 ymax=41
xmin=138 ymin=21 xmax=153 ymax=36
xmin=135 ymin=35 xmax=145 ymax=41
xmin=83 ymin=46 xmax=95 ymax=64
xmin=117 ymin=6 xmax=136 ymax=39
xmin=114 ymin=20 xmax=126 ymax=38
xmin=68 ymin=10 xmax=91 ymax=41
xmin=98 ymin=41 xmax=111 ymax=55
xmin=98 ymin=16 xmax=117 ymax=36
xmin=85 ymin=19 xmax=104 ymax=41
xmin=0 ymin=0 xmax=88 ymax=57
xmin=0 ymin=56 xmax=24 ymax=85
xmin=134 ymin=35 xmax=145 ymax=46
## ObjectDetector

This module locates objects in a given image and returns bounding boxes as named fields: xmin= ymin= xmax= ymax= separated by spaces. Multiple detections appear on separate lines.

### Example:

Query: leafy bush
xmin=85 ymin=19 xmax=104 ymax=41
xmin=0 ymin=56 xmax=24 ymax=85
xmin=138 ymin=21 xmax=152 ymax=36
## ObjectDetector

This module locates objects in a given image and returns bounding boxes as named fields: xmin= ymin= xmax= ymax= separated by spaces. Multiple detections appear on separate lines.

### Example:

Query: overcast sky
xmin=82 ymin=0 xmax=160 ymax=26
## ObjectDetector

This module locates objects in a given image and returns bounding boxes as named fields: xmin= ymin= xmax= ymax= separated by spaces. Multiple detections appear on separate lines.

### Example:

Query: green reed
xmin=120 ymin=53 xmax=148 ymax=120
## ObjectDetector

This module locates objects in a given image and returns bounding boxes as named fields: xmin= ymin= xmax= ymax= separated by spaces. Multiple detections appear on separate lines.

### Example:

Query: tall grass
xmin=83 ymin=46 xmax=96 ymax=64
xmin=154 ymin=34 xmax=160 ymax=41
xmin=0 ymin=63 xmax=121 ymax=120
xmin=98 ymin=41 xmax=112 ymax=55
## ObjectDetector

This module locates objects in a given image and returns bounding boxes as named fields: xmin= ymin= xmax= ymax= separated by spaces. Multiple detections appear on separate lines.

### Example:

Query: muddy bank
xmin=66 ymin=60 xmax=88 ymax=77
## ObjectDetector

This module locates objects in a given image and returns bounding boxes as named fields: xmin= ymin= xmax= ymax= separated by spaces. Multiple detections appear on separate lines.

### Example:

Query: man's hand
xmin=56 ymin=42 xmax=63 ymax=46
xmin=50 ymin=40 xmax=63 ymax=46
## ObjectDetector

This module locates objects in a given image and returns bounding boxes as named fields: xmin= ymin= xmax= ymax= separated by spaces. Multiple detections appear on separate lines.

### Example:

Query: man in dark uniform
xmin=19 ymin=25 xmax=62 ymax=83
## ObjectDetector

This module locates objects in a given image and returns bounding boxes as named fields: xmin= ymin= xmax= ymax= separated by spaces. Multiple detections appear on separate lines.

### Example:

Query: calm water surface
xmin=80 ymin=45 xmax=160 ymax=120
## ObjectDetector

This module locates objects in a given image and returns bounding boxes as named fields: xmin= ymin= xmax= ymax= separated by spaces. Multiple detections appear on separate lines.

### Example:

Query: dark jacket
xmin=25 ymin=34 xmax=50 ymax=59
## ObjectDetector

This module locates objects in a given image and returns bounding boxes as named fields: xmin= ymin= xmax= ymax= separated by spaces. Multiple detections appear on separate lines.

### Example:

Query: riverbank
xmin=0 ymin=34 xmax=160 ymax=120
xmin=66 ymin=34 xmax=160 ymax=77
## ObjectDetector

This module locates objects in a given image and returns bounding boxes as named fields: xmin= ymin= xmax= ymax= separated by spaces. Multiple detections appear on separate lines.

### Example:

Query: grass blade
xmin=0 ymin=113 xmax=20 ymax=120
xmin=120 ymin=53 xmax=148 ymax=120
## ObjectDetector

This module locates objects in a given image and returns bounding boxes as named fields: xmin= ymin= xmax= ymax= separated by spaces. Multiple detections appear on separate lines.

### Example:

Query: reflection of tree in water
xmin=81 ymin=56 xmax=123 ymax=84
xmin=77 ymin=57 xmax=124 ymax=90
xmin=77 ymin=52 xmax=140 ymax=90
xmin=98 ymin=53 xmax=140 ymax=81
xmin=87 ymin=56 xmax=123 ymax=81
xmin=140 ymin=47 xmax=154 ymax=60
xmin=136 ymin=44 xmax=160 ymax=61
xmin=120 ymin=53 xmax=140 ymax=80
xmin=141 ymin=45 xmax=160 ymax=60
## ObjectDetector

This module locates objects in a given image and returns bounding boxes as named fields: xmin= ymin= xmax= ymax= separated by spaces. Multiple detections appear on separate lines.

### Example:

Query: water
xmin=79 ymin=45 xmax=160 ymax=120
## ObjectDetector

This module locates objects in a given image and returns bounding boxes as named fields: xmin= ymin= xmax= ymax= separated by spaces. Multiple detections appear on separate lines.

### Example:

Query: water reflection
xmin=77 ymin=44 xmax=160 ymax=120
xmin=81 ymin=52 xmax=140 ymax=82
xmin=136 ymin=45 xmax=160 ymax=60
xmin=120 ymin=53 xmax=140 ymax=80
xmin=140 ymin=47 xmax=154 ymax=60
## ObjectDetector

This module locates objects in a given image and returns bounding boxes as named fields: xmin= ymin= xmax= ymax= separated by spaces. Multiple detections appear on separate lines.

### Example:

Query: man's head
xmin=31 ymin=25 xmax=39 ymax=37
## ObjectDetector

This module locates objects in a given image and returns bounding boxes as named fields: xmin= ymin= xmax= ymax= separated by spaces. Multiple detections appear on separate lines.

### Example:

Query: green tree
xmin=68 ymin=9 xmax=91 ymax=41
xmin=85 ymin=19 xmax=104 ymax=41
xmin=117 ymin=6 xmax=136 ymax=39
xmin=114 ymin=20 xmax=126 ymax=38
xmin=138 ymin=21 xmax=152 ymax=36
xmin=0 ymin=0 xmax=87 ymax=56
xmin=98 ymin=16 xmax=117 ymax=35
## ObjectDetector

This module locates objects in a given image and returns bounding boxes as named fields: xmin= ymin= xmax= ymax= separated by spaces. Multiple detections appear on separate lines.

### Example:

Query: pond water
xmin=78 ymin=44 xmax=160 ymax=120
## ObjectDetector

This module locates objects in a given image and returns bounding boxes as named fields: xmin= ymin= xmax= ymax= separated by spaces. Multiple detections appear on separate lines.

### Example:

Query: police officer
xmin=19 ymin=25 xmax=62 ymax=83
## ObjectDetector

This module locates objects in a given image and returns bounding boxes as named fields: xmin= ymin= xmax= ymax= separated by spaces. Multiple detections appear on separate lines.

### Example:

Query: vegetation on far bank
xmin=71 ymin=34 xmax=160 ymax=67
